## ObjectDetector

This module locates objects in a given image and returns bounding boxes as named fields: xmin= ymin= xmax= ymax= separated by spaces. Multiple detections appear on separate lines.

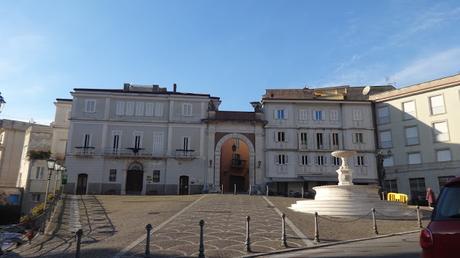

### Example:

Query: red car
xmin=420 ymin=177 xmax=460 ymax=258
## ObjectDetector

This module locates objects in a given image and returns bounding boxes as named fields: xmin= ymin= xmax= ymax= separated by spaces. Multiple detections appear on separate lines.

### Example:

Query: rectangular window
xmin=352 ymin=109 xmax=363 ymax=121
xmin=433 ymin=121 xmax=449 ymax=142
xmin=154 ymin=103 xmax=163 ymax=117
xmin=331 ymin=133 xmax=339 ymax=146
xmin=384 ymin=180 xmax=398 ymax=193
xmin=409 ymin=178 xmax=426 ymax=201
xmin=402 ymin=101 xmax=416 ymax=120
xmin=182 ymin=103 xmax=193 ymax=116
xmin=408 ymin=152 xmax=422 ymax=165
xmin=135 ymin=102 xmax=145 ymax=116
xmin=109 ymin=169 xmax=117 ymax=182
xmin=276 ymin=154 xmax=287 ymax=165
xmin=330 ymin=110 xmax=339 ymax=121
xmin=35 ymin=167 xmax=44 ymax=179
xmin=126 ymin=102 xmax=135 ymax=116
xmin=377 ymin=106 xmax=390 ymax=124
xmin=313 ymin=110 xmax=323 ymax=121
xmin=152 ymin=170 xmax=160 ymax=182
xmin=429 ymin=95 xmax=445 ymax=115
xmin=83 ymin=134 xmax=91 ymax=148
xmin=438 ymin=176 xmax=455 ymax=189
xmin=332 ymin=157 xmax=341 ymax=166
xmin=32 ymin=193 xmax=41 ymax=202
xmin=145 ymin=103 xmax=154 ymax=116
xmin=85 ymin=99 xmax=96 ymax=113
xmin=383 ymin=156 xmax=394 ymax=167
xmin=379 ymin=131 xmax=392 ymax=148
xmin=356 ymin=156 xmax=365 ymax=166
xmin=275 ymin=109 xmax=285 ymax=120
xmin=436 ymin=149 xmax=452 ymax=162
xmin=353 ymin=133 xmax=364 ymax=144
xmin=300 ymin=155 xmax=308 ymax=165
xmin=316 ymin=133 xmax=323 ymax=149
xmin=299 ymin=109 xmax=308 ymax=121
xmin=405 ymin=126 xmax=419 ymax=145
xmin=316 ymin=155 xmax=325 ymax=166
xmin=152 ymin=132 xmax=164 ymax=154
xmin=300 ymin=132 xmax=308 ymax=145
xmin=116 ymin=101 xmax=125 ymax=116
xmin=276 ymin=131 xmax=286 ymax=142
xmin=183 ymin=137 xmax=190 ymax=151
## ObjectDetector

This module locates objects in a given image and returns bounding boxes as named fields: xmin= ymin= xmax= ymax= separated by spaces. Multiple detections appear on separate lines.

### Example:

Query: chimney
xmin=123 ymin=83 xmax=130 ymax=92
xmin=173 ymin=83 xmax=177 ymax=93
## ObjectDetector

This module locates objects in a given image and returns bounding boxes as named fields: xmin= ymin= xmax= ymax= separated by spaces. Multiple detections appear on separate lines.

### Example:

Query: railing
xmin=73 ymin=146 xmax=96 ymax=156
xmin=175 ymin=149 xmax=196 ymax=159
xmin=104 ymin=148 xmax=164 ymax=159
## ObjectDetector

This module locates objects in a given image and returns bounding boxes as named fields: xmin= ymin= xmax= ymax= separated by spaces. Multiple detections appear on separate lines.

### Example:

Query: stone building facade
xmin=371 ymin=74 xmax=460 ymax=200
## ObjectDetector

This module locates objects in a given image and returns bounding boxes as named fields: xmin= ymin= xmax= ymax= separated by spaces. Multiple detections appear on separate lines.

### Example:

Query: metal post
xmin=75 ymin=229 xmax=83 ymax=258
xmin=266 ymin=185 xmax=269 ymax=197
xmin=198 ymin=220 xmax=205 ymax=258
xmin=301 ymin=186 xmax=304 ymax=198
xmin=145 ymin=224 xmax=152 ymax=257
xmin=54 ymin=171 xmax=59 ymax=195
xmin=234 ymin=184 xmax=237 ymax=195
xmin=245 ymin=216 xmax=251 ymax=252
xmin=281 ymin=213 xmax=287 ymax=247
xmin=416 ymin=205 xmax=422 ymax=228
xmin=249 ymin=185 xmax=252 ymax=195
xmin=43 ymin=170 xmax=53 ymax=211
xmin=372 ymin=208 xmax=378 ymax=235
xmin=314 ymin=212 xmax=320 ymax=243
xmin=221 ymin=184 xmax=224 ymax=194
xmin=381 ymin=191 xmax=385 ymax=201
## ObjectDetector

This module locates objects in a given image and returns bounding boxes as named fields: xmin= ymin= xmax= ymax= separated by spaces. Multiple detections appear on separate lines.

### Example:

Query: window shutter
xmin=352 ymin=133 xmax=356 ymax=144
xmin=273 ymin=110 xmax=277 ymax=119
xmin=285 ymin=154 xmax=288 ymax=164
xmin=284 ymin=110 xmax=288 ymax=119
xmin=364 ymin=156 xmax=369 ymax=167
xmin=275 ymin=155 xmax=279 ymax=165
xmin=145 ymin=103 xmax=154 ymax=116
xmin=116 ymin=101 xmax=125 ymax=115
xmin=155 ymin=103 xmax=163 ymax=117
xmin=323 ymin=110 xmax=328 ymax=121
xmin=274 ymin=131 xmax=278 ymax=142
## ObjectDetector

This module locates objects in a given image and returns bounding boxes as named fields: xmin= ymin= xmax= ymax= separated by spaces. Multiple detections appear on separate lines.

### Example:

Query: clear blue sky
xmin=1 ymin=0 xmax=460 ymax=124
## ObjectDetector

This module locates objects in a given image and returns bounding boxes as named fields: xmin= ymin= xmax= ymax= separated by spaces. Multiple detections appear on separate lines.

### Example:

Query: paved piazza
xmin=122 ymin=195 xmax=310 ymax=258
xmin=6 ymin=194 xmax=428 ymax=258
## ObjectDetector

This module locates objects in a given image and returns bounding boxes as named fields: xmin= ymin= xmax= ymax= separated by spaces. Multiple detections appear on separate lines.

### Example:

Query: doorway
xmin=219 ymin=137 xmax=250 ymax=193
xmin=126 ymin=162 xmax=143 ymax=195
xmin=76 ymin=174 xmax=88 ymax=195
xmin=179 ymin=176 xmax=189 ymax=195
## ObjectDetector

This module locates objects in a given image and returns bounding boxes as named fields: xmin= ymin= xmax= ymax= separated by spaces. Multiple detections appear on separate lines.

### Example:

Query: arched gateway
xmin=214 ymin=133 xmax=255 ymax=193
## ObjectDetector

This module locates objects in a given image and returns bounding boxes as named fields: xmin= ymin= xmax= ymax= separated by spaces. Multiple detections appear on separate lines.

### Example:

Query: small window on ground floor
xmin=409 ymin=177 xmax=426 ymax=201
xmin=32 ymin=193 xmax=41 ymax=202
xmin=152 ymin=170 xmax=160 ymax=183
xmin=109 ymin=169 xmax=117 ymax=182
xmin=384 ymin=179 xmax=398 ymax=193
xmin=438 ymin=176 xmax=455 ymax=189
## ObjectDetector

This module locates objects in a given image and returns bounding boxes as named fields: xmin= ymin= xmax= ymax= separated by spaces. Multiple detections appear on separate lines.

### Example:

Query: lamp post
xmin=0 ymin=92 xmax=6 ymax=113
xmin=44 ymin=159 xmax=56 ymax=211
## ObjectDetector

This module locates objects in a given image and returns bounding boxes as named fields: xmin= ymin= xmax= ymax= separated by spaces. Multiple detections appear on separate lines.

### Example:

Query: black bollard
xmin=245 ymin=216 xmax=251 ymax=252
xmin=198 ymin=220 xmax=205 ymax=258
xmin=314 ymin=212 xmax=320 ymax=243
xmin=145 ymin=224 xmax=152 ymax=257
xmin=281 ymin=213 xmax=287 ymax=247
xmin=301 ymin=186 xmax=304 ymax=198
xmin=75 ymin=229 xmax=83 ymax=258
xmin=234 ymin=184 xmax=237 ymax=195
xmin=221 ymin=184 xmax=224 ymax=194
xmin=372 ymin=208 xmax=379 ymax=235
xmin=266 ymin=185 xmax=269 ymax=197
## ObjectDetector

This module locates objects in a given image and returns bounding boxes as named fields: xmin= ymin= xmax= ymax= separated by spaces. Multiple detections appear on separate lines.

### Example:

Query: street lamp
xmin=44 ymin=159 xmax=56 ymax=211
xmin=0 ymin=92 xmax=6 ymax=113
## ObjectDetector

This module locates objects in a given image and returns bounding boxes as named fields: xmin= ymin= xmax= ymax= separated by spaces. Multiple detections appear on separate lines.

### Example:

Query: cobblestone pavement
xmin=122 ymin=195 xmax=311 ymax=258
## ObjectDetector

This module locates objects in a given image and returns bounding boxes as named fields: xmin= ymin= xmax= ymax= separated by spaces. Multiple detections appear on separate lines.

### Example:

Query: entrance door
xmin=126 ymin=170 xmax=143 ymax=194
xmin=229 ymin=175 xmax=245 ymax=193
xmin=76 ymin=174 xmax=88 ymax=195
xmin=179 ymin=176 xmax=189 ymax=195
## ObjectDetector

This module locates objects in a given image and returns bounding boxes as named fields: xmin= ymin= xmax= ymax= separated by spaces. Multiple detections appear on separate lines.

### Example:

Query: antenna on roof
xmin=362 ymin=86 xmax=371 ymax=96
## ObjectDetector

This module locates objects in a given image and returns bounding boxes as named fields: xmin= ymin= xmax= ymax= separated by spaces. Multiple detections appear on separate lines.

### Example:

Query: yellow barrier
xmin=386 ymin=192 xmax=408 ymax=204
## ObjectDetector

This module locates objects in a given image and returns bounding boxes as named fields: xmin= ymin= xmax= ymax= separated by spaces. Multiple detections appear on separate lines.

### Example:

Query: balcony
xmin=175 ymin=149 xmax=196 ymax=159
xmin=104 ymin=148 xmax=164 ymax=159
xmin=74 ymin=146 xmax=96 ymax=156
xmin=231 ymin=158 xmax=246 ymax=168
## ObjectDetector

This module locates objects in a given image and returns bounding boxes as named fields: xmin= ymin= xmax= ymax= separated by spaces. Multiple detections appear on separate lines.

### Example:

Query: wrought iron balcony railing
xmin=74 ymin=146 xmax=96 ymax=156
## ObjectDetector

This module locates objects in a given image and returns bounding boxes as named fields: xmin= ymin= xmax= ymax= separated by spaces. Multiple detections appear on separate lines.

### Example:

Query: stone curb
xmin=241 ymin=229 xmax=421 ymax=258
